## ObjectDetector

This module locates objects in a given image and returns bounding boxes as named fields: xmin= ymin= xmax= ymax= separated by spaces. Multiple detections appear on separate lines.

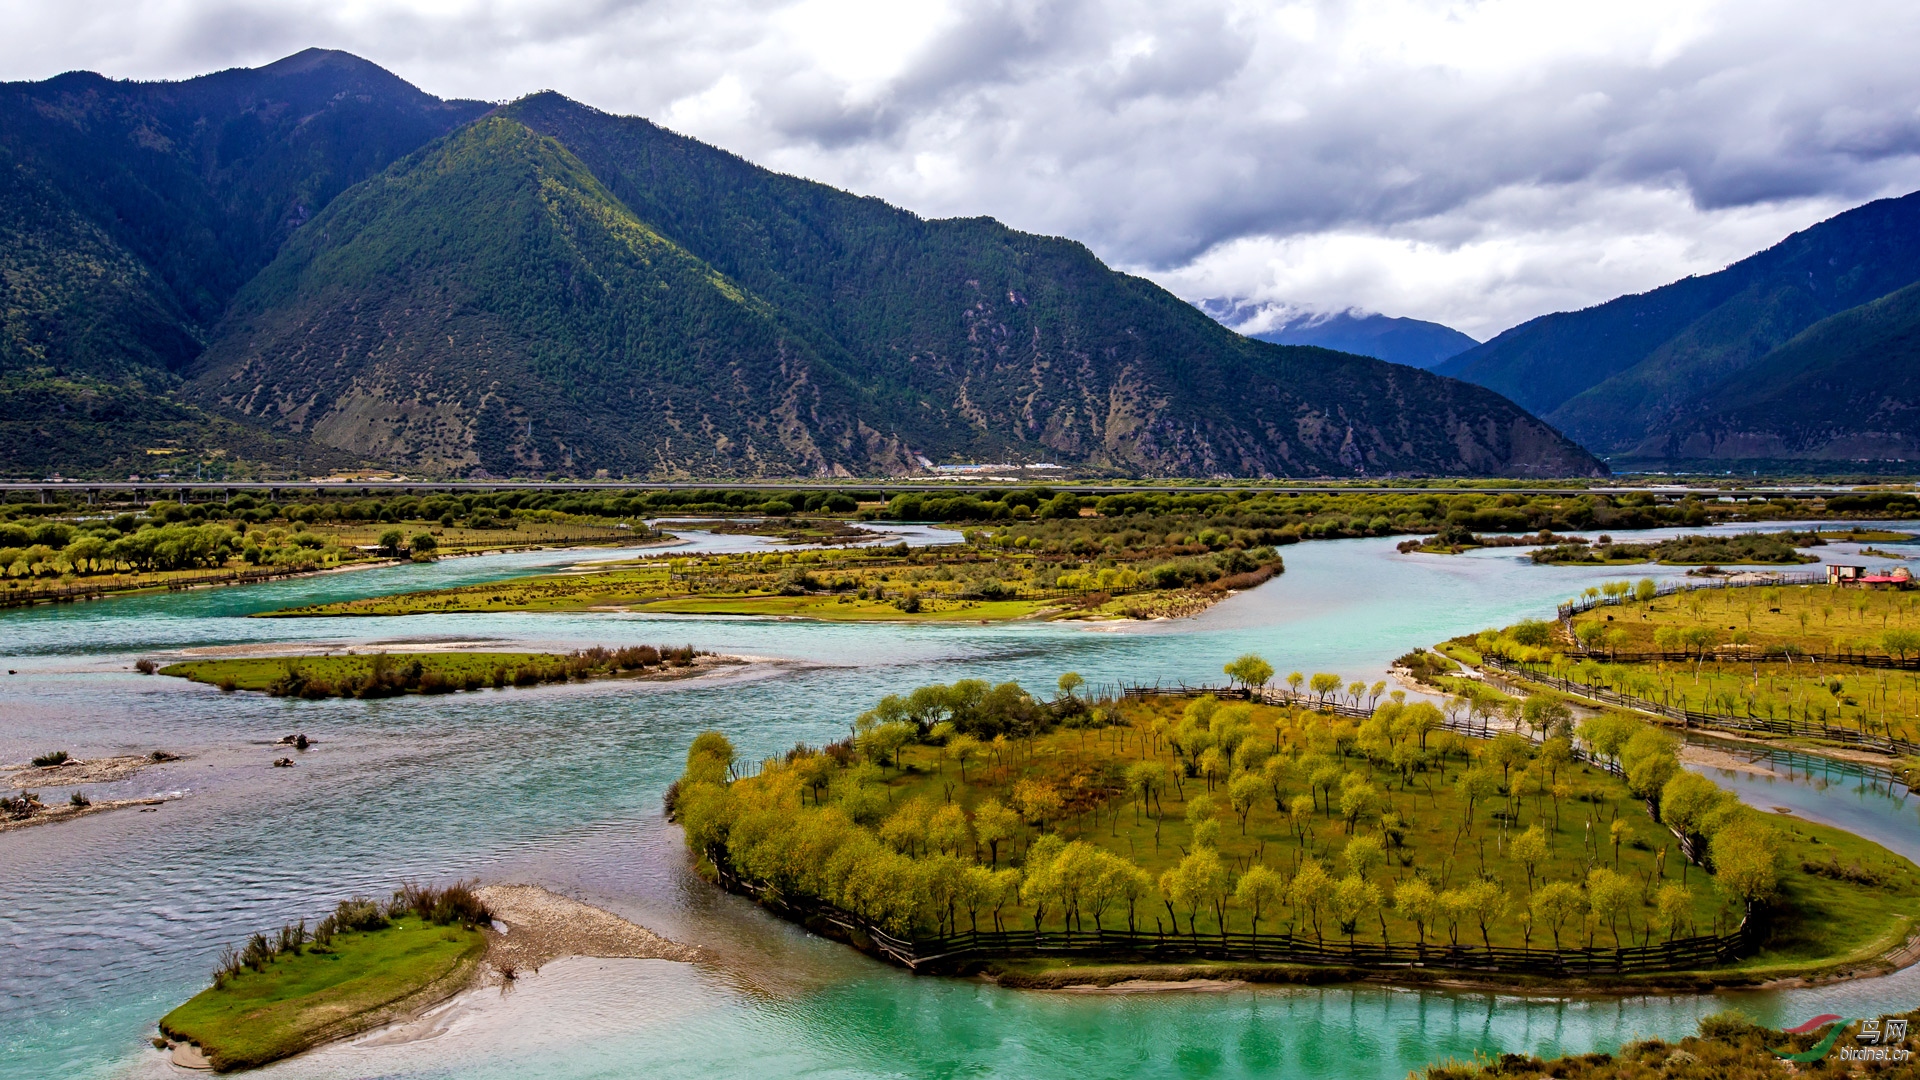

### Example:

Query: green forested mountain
xmin=3 ymin=51 xmax=1602 ymax=479
xmin=1638 ymin=280 xmax=1920 ymax=463
xmin=190 ymin=91 xmax=1600 ymax=478
xmin=0 ymin=48 xmax=486 ymax=474
xmin=1436 ymin=191 xmax=1920 ymax=461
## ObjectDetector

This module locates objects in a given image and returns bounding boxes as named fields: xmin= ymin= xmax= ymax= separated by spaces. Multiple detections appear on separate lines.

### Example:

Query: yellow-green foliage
xmin=675 ymin=678 xmax=1918 ymax=969
xmin=261 ymin=542 xmax=1282 ymax=622
xmin=1572 ymin=582 xmax=1920 ymax=658
xmin=1485 ymin=585 xmax=1920 ymax=741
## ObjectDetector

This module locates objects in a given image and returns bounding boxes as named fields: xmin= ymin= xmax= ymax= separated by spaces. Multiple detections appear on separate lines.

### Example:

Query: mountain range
xmin=1200 ymin=302 xmax=1477 ymax=370
xmin=1438 ymin=192 xmax=1920 ymax=469
xmin=0 ymin=50 xmax=1601 ymax=480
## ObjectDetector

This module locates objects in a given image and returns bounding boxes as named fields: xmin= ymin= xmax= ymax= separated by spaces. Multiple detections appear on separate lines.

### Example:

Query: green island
xmin=1395 ymin=526 xmax=1590 ymax=555
xmin=1530 ymin=531 xmax=1824 ymax=566
xmin=669 ymin=663 xmax=1920 ymax=988
xmin=1445 ymin=577 xmax=1920 ymax=746
xmin=160 ymin=884 xmax=489 ymax=1072
xmin=159 ymin=644 xmax=708 ymax=699
xmin=257 ymin=532 xmax=1286 ymax=623
xmin=1814 ymin=526 xmax=1919 ymax=544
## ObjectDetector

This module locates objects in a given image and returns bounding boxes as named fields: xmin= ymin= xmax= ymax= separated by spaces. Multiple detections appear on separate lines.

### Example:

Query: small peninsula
xmin=670 ymin=664 xmax=1920 ymax=988
xmin=157 ymin=883 xmax=696 ymax=1071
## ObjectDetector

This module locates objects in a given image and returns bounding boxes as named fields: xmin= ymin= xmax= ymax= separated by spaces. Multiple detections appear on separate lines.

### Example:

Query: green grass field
xmin=633 ymin=595 xmax=1048 ymax=621
xmin=160 ymin=922 xmax=484 ymax=1071
xmin=161 ymin=652 xmax=570 ymax=691
xmin=1572 ymin=582 xmax=1920 ymax=657
xmin=1533 ymin=658 xmax=1920 ymax=742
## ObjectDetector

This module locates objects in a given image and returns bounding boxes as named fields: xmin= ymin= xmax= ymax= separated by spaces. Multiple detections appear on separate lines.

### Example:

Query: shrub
xmin=316 ymin=898 xmax=389 ymax=939
xmin=31 ymin=750 xmax=68 ymax=767
xmin=69 ymin=791 xmax=90 ymax=807
xmin=135 ymin=659 xmax=157 ymax=675
xmin=391 ymin=881 xmax=490 ymax=926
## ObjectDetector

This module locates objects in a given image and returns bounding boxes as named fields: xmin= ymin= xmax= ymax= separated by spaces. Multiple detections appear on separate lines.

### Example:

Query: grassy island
xmin=670 ymin=664 xmax=1919 ymax=985
xmin=161 ymin=884 xmax=489 ymax=1071
xmin=161 ymin=645 xmax=707 ymax=699
xmin=1530 ymin=531 xmax=1824 ymax=567
xmin=1454 ymin=577 xmax=1920 ymax=746
xmin=256 ymin=539 xmax=1285 ymax=623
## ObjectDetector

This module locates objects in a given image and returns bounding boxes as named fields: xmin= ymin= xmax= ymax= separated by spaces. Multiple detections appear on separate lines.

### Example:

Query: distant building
xmin=1829 ymin=563 xmax=1913 ymax=588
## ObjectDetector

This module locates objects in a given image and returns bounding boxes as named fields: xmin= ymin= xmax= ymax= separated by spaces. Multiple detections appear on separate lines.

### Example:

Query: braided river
xmin=3 ymin=522 xmax=1917 ymax=1078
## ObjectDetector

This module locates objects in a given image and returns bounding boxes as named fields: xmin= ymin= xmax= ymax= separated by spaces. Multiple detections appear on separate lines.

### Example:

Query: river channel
xmin=2 ymin=522 xmax=1917 ymax=1078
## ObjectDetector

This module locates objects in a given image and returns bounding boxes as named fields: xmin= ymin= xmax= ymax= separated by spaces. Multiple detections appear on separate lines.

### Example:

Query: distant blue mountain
xmin=1199 ymin=301 xmax=1478 ymax=369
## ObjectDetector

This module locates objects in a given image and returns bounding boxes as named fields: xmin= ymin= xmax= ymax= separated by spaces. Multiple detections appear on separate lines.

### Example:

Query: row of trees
xmin=1 ymin=523 xmax=252 ymax=577
xmin=674 ymin=673 xmax=1785 ymax=952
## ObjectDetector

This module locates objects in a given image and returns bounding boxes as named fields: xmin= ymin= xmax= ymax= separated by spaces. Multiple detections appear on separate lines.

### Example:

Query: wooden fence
xmin=711 ymin=855 xmax=1752 ymax=977
xmin=1481 ymin=655 xmax=1920 ymax=757
xmin=1567 ymin=644 xmax=1920 ymax=671
xmin=1121 ymin=684 xmax=1379 ymax=721
xmin=1556 ymin=572 xmax=1826 ymax=621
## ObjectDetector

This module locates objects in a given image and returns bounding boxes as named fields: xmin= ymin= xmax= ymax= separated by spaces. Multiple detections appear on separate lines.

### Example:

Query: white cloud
xmin=9 ymin=0 xmax=1920 ymax=336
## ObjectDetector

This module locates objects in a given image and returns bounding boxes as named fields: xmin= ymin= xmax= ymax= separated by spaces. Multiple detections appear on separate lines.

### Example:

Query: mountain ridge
xmin=1199 ymin=301 xmax=1477 ymax=369
xmin=1 ymin=51 xmax=1603 ymax=479
xmin=1437 ymin=190 xmax=1920 ymax=459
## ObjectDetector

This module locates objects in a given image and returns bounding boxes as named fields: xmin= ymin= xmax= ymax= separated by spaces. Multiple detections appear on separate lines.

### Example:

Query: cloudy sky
xmin=13 ymin=0 xmax=1920 ymax=339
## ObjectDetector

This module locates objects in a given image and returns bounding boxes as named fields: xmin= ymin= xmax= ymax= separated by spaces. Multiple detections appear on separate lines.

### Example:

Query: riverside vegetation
xmin=668 ymin=661 xmax=1919 ymax=983
xmin=3 ymin=483 xmax=1912 ymax=608
xmin=0 ymin=490 xmax=670 ymax=607
xmin=260 ymin=521 xmax=1287 ymax=622
xmin=1529 ymin=531 xmax=1827 ymax=567
xmin=160 ymin=883 xmax=490 ymax=1071
xmin=160 ymin=645 xmax=705 ymax=700
xmin=1453 ymin=577 xmax=1920 ymax=745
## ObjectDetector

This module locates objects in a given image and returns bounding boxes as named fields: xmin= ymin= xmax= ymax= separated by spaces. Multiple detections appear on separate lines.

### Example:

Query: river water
xmin=2 ymin=522 xmax=1917 ymax=1079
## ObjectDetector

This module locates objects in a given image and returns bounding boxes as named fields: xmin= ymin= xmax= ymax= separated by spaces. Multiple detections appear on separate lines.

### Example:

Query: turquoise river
xmin=2 ymin=522 xmax=1918 ymax=1079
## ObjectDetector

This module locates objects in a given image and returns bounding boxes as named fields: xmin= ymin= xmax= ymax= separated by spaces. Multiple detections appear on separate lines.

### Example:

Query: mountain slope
xmin=0 ymin=48 xmax=489 ymax=359
xmin=1437 ymin=190 xmax=1920 ymax=452
xmin=0 ymin=49 xmax=489 ymax=475
xmin=501 ymin=95 xmax=1598 ymax=477
xmin=1248 ymin=312 xmax=1476 ymax=369
xmin=189 ymin=116 xmax=898 ymax=477
xmin=1625 ymin=280 xmax=1920 ymax=464
xmin=188 ymin=93 xmax=1602 ymax=478
xmin=1196 ymin=302 xmax=1476 ymax=369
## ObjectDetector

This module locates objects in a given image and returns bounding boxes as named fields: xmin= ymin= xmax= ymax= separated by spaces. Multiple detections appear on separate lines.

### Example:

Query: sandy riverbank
xmin=0 ymin=794 xmax=175 ymax=833
xmin=5 ymin=753 xmax=173 ymax=789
